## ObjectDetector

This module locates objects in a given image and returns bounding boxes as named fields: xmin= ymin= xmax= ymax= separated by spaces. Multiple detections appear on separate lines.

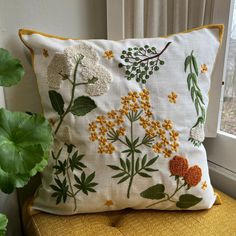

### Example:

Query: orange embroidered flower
xmin=169 ymin=156 xmax=189 ymax=177
xmin=161 ymin=137 xmax=169 ymax=147
xmin=169 ymin=130 xmax=179 ymax=141
xmin=117 ymin=127 xmax=126 ymax=136
xmin=98 ymin=136 xmax=107 ymax=145
xmin=99 ymin=126 xmax=108 ymax=135
xmin=171 ymin=142 xmax=179 ymax=152
xmin=89 ymin=132 xmax=98 ymax=141
xmin=105 ymin=143 xmax=115 ymax=154
xmin=201 ymin=181 xmax=207 ymax=190
xmin=145 ymin=128 xmax=155 ymax=138
xmin=103 ymin=50 xmax=114 ymax=59
xmin=168 ymin=92 xmax=178 ymax=103
xmin=121 ymin=96 xmax=130 ymax=105
xmin=115 ymin=116 xmax=125 ymax=125
xmin=151 ymin=121 xmax=160 ymax=130
xmin=106 ymin=121 xmax=115 ymax=129
xmin=119 ymin=108 xmax=129 ymax=116
xmin=140 ymin=89 xmax=150 ymax=101
xmin=43 ymin=49 xmax=49 ymax=57
xmin=96 ymin=116 xmax=106 ymax=125
xmin=105 ymin=200 xmax=114 ymax=206
xmin=98 ymin=146 xmax=106 ymax=154
xmin=201 ymin=64 xmax=208 ymax=73
xmin=152 ymin=142 xmax=163 ymax=153
xmin=163 ymin=148 xmax=172 ymax=158
xmin=89 ymin=122 xmax=97 ymax=131
xmin=130 ymin=102 xmax=139 ymax=112
xmin=107 ymin=110 xmax=117 ymax=119
xmin=184 ymin=165 xmax=202 ymax=186
xmin=140 ymin=117 xmax=150 ymax=129
xmin=157 ymin=129 xmax=166 ymax=138
xmin=128 ymin=91 xmax=139 ymax=101
xmin=162 ymin=120 xmax=172 ymax=130
xmin=145 ymin=110 xmax=153 ymax=118
xmin=141 ymin=101 xmax=151 ymax=111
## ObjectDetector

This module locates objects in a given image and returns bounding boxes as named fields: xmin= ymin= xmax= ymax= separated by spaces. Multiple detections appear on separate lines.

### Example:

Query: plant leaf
xmin=126 ymin=159 xmax=131 ymax=173
xmin=48 ymin=90 xmax=64 ymax=115
xmin=112 ymin=172 xmax=126 ymax=178
xmin=0 ymin=109 xmax=53 ymax=193
xmin=107 ymin=165 xmax=122 ymax=171
xmin=138 ymin=172 xmax=152 ymax=178
xmin=184 ymin=56 xmax=191 ymax=72
xmin=145 ymin=156 xmax=159 ymax=167
xmin=135 ymin=157 xmax=140 ymax=173
xmin=191 ymin=55 xmax=199 ymax=76
xmin=117 ymin=175 xmax=130 ymax=184
xmin=140 ymin=184 xmax=165 ymax=200
xmin=0 ymin=213 xmax=8 ymax=236
xmin=176 ymin=194 xmax=202 ymax=209
xmin=141 ymin=154 xmax=147 ymax=167
xmin=70 ymin=96 xmax=96 ymax=116
xmin=120 ymin=158 xmax=126 ymax=171
xmin=0 ymin=48 xmax=24 ymax=87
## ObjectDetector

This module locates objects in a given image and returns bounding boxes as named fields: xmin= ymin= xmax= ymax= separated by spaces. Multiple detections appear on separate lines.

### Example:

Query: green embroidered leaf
xmin=176 ymin=194 xmax=202 ymax=209
xmin=107 ymin=165 xmax=122 ymax=171
xmin=126 ymin=159 xmax=131 ymax=173
xmin=138 ymin=172 xmax=151 ymax=178
xmin=112 ymin=172 xmax=126 ymax=178
xmin=0 ymin=109 xmax=53 ymax=193
xmin=117 ymin=175 xmax=130 ymax=184
xmin=187 ymin=73 xmax=192 ymax=90
xmin=184 ymin=56 xmax=191 ymax=72
xmin=145 ymin=156 xmax=159 ymax=167
xmin=0 ymin=48 xmax=24 ymax=87
xmin=141 ymin=154 xmax=147 ymax=167
xmin=135 ymin=158 xmax=140 ymax=173
xmin=120 ymin=158 xmax=126 ymax=171
xmin=85 ymin=172 xmax=95 ymax=185
xmin=144 ymin=167 xmax=159 ymax=172
xmin=70 ymin=96 xmax=96 ymax=116
xmin=0 ymin=213 xmax=8 ymax=236
xmin=133 ymin=137 xmax=140 ymax=146
xmin=140 ymin=184 xmax=165 ymax=200
xmin=53 ymin=160 xmax=67 ymax=175
xmin=191 ymin=55 xmax=199 ymax=76
xmin=48 ymin=90 xmax=64 ymax=116
xmin=195 ymin=99 xmax=200 ymax=116
xmin=50 ymin=178 xmax=69 ymax=204
xmin=69 ymin=152 xmax=86 ymax=171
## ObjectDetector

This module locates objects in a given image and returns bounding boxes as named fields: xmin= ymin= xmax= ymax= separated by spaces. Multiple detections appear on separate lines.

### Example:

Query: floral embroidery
xmin=141 ymin=156 xmax=203 ymax=209
xmin=43 ymin=49 xmax=49 ymax=57
xmin=185 ymin=51 xmax=206 ymax=147
xmin=50 ymin=143 xmax=98 ymax=211
xmin=168 ymin=92 xmax=178 ymax=103
xmin=201 ymin=181 xmax=207 ymax=190
xmin=89 ymin=89 xmax=179 ymax=198
xmin=201 ymin=64 xmax=208 ymax=73
xmin=118 ymin=42 xmax=171 ymax=84
xmin=105 ymin=200 xmax=114 ymax=206
xmin=103 ymin=50 xmax=114 ymax=59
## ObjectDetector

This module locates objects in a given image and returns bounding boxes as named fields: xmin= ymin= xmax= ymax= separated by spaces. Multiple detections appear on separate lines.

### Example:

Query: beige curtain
xmin=125 ymin=0 xmax=214 ymax=38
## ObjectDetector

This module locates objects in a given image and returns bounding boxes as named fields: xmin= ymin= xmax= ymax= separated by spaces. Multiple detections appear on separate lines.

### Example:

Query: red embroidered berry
xmin=169 ymin=155 xmax=189 ymax=177
xmin=184 ymin=165 xmax=202 ymax=187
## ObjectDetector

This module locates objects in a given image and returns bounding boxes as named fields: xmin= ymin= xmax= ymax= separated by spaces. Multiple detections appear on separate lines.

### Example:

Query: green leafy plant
xmin=50 ymin=144 xmax=98 ymax=211
xmin=0 ymin=48 xmax=53 ymax=235
xmin=49 ymin=54 xmax=97 ymax=134
xmin=118 ymin=42 xmax=171 ymax=84
xmin=185 ymin=51 xmax=206 ymax=146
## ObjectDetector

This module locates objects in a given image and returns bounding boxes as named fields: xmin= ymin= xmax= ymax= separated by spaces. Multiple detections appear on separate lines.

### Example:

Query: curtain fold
xmin=124 ymin=0 xmax=214 ymax=38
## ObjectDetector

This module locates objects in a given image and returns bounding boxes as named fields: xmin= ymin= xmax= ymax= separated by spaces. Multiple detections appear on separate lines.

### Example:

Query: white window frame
xmin=106 ymin=0 xmax=236 ymax=198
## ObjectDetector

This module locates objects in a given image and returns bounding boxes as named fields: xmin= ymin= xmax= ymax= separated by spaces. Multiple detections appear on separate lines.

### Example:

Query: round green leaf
xmin=0 ymin=108 xmax=53 ymax=193
xmin=176 ymin=194 xmax=202 ymax=209
xmin=0 ymin=214 xmax=7 ymax=236
xmin=0 ymin=48 xmax=24 ymax=87
xmin=140 ymin=184 xmax=165 ymax=200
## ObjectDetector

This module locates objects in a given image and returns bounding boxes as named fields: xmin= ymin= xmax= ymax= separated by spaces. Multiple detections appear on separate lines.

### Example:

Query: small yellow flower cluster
xmin=103 ymin=50 xmax=114 ymax=59
xmin=168 ymin=92 xmax=178 ymax=103
xmin=88 ymin=89 xmax=179 ymax=157
xmin=201 ymin=64 xmax=208 ymax=73
xmin=140 ymin=117 xmax=179 ymax=158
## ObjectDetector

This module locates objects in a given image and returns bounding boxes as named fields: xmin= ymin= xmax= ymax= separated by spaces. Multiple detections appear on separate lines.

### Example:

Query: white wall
xmin=0 ymin=0 xmax=107 ymax=235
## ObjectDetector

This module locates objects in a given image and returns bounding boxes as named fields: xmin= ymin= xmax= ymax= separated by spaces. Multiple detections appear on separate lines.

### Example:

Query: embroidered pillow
xmin=19 ymin=25 xmax=223 ymax=214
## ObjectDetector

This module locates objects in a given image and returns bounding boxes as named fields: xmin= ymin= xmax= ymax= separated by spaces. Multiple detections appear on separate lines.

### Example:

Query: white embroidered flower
xmin=47 ymin=53 xmax=67 ymax=89
xmin=64 ymin=42 xmax=99 ymax=74
xmin=81 ymin=64 xmax=112 ymax=96
xmin=190 ymin=124 xmax=205 ymax=143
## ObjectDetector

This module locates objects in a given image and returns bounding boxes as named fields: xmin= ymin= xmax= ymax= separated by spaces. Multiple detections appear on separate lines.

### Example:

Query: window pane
xmin=220 ymin=1 xmax=236 ymax=136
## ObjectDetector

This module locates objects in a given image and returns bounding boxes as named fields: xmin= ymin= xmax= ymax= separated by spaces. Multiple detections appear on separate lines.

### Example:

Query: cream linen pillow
xmin=19 ymin=25 xmax=223 ymax=215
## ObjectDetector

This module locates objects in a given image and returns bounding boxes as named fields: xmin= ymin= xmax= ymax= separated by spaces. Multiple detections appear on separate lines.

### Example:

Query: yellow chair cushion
xmin=23 ymin=190 xmax=236 ymax=236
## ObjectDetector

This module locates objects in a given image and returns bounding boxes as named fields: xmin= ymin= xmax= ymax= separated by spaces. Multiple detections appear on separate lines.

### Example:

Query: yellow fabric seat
xmin=23 ymin=190 xmax=236 ymax=236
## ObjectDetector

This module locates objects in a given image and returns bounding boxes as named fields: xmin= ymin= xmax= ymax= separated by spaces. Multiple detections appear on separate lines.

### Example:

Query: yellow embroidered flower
xmin=152 ymin=143 xmax=163 ymax=153
xmin=140 ymin=117 xmax=150 ymax=129
xmin=89 ymin=132 xmax=98 ymax=141
xmin=115 ymin=115 xmax=125 ymax=125
xmin=145 ymin=110 xmax=153 ymax=118
xmin=130 ymin=102 xmax=139 ymax=112
xmin=163 ymin=148 xmax=172 ymax=158
xmin=145 ymin=128 xmax=155 ymax=138
xmin=98 ymin=136 xmax=107 ymax=145
xmin=157 ymin=129 xmax=166 ymax=138
xmin=117 ymin=127 xmax=126 ymax=136
xmin=140 ymin=89 xmax=150 ymax=100
xmin=162 ymin=120 xmax=172 ymax=130
xmin=121 ymin=96 xmax=130 ymax=106
xmin=89 ymin=122 xmax=97 ymax=131
xmin=151 ymin=121 xmax=160 ymax=130
xmin=161 ymin=137 xmax=169 ymax=147
xmin=141 ymin=101 xmax=151 ymax=111
xmin=168 ymin=92 xmax=178 ymax=103
xmin=96 ymin=116 xmax=106 ymax=125
xmin=201 ymin=64 xmax=208 ymax=73
xmin=103 ymin=50 xmax=114 ymax=59
xmin=128 ymin=91 xmax=139 ymax=102
xmin=105 ymin=200 xmax=114 ymax=206
xmin=106 ymin=121 xmax=115 ymax=129
xmin=99 ymin=126 xmax=108 ymax=135
xmin=105 ymin=143 xmax=115 ymax=154
xmin=169 ymin=130 xmax=179 ymax=141
xmin=107 ymin=110 xmax=117 ymax=119
xmin=201 ymin=181 xmax=207 ymax=190
xmin=171 ymin=142 xmax=179 ymax=152
xmin=43 ymin=49 xmax=49 ymax=57
xmin=119 ymin=107 xmax=129 ymax=116
xmin=98 ymin=146 xmax=106 ymax=154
